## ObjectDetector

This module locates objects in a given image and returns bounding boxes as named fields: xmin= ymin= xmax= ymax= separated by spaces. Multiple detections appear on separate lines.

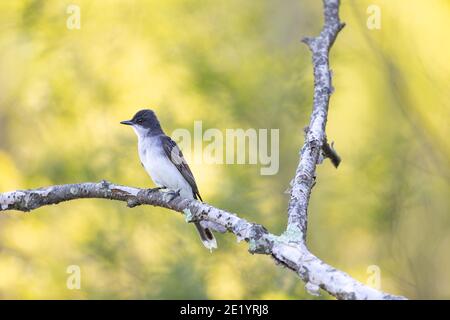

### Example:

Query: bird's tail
xmin=194 ymin=222 xmax=217 ymax=251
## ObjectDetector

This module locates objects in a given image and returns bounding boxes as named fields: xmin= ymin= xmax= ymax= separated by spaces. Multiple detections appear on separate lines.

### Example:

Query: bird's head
xmin=120 ymin=109 xmax=163 ymax=136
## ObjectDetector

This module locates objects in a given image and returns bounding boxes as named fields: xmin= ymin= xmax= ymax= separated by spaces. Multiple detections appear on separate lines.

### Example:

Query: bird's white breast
xmin=137 ymin=135 xmax=193 ymax=199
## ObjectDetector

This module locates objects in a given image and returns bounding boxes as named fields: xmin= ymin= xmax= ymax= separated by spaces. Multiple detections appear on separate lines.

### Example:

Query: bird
xmin=120 ymin=109 xmax=217 ymax=250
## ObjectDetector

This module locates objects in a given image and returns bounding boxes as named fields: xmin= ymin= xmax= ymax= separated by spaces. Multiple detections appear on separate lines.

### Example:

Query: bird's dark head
xmin=120 ymin=109 xmax=163 ymax=136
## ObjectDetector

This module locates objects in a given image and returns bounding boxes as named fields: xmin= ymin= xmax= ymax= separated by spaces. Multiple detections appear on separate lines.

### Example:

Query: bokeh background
xmin=0 ymin=0 xmax=449 ymax=299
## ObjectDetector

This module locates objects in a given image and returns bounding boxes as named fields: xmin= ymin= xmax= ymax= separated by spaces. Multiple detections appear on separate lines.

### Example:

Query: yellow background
xmin=0 ymin=0 xmax=449 ymax=299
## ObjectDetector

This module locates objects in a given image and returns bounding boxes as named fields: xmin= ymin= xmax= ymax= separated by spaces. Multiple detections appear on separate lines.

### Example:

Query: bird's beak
xmin=120 ymin=120 xmax=134 ymax=126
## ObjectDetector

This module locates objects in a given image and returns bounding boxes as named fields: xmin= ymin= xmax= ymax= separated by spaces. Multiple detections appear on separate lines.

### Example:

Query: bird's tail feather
xmin=194 ymin=222 xmax=217 ymax=251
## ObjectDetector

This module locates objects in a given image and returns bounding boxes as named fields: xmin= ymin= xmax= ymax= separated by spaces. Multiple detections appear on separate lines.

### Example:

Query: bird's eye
xmin=137 ymin=119 xmax=143 ymax=124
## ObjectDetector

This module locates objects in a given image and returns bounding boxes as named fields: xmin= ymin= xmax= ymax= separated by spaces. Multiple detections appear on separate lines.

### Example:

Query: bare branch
xmin=287 ymin=0 xmax=345 ymax=240
xmin=0 ymin=181 xmax=405 ymax=300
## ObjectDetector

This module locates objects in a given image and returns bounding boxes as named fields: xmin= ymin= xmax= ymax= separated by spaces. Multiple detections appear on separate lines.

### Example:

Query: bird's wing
xmin=160 ymin=135 xmax=202 ymax=201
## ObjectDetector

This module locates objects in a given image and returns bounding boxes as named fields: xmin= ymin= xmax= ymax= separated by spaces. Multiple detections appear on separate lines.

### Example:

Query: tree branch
xmin=0 ymin=181 xmax=404 ymax=299
xmin=0 ymin=0 xmax=407 ymax=300
xmin=287 ymin=0 xmax=344 ymax=240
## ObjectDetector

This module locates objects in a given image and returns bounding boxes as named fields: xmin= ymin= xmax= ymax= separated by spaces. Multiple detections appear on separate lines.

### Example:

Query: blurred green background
xmin=0 ymin=0 xmax=449 ymax=299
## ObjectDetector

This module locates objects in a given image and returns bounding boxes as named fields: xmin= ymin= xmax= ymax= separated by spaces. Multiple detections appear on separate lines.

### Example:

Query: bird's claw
xmin=168 ymin=189 xmax=181 ymax=201
xmin=155 ymin=187 xmax=180 ymax=201
xmin=146 ymin=187 xmax=163 ymax=194
xmin=147 ymin=186 xmax=180 ymax=201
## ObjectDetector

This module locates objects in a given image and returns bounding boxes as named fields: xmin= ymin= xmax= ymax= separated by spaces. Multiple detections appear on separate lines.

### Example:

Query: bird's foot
xmin=167 ymin=188 xmax=181 ymax=201
xmin=157 ymin=187 xmax=180 ymax=201
xmin=146 ymin=187 xmax=164 ymax=194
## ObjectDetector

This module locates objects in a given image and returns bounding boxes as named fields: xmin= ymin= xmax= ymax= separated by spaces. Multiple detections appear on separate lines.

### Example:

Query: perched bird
xmin=120 ymin=109 xmax=217 ymax=250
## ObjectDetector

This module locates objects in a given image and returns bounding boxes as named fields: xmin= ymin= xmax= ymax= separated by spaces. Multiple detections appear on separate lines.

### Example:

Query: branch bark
xmin=0 ymin=181 xmax=404 ymax=299
xmin=0 ymin=0 xmax=407 ymax=300
xmin=287 ymin=0 xmax=345 ymax=240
